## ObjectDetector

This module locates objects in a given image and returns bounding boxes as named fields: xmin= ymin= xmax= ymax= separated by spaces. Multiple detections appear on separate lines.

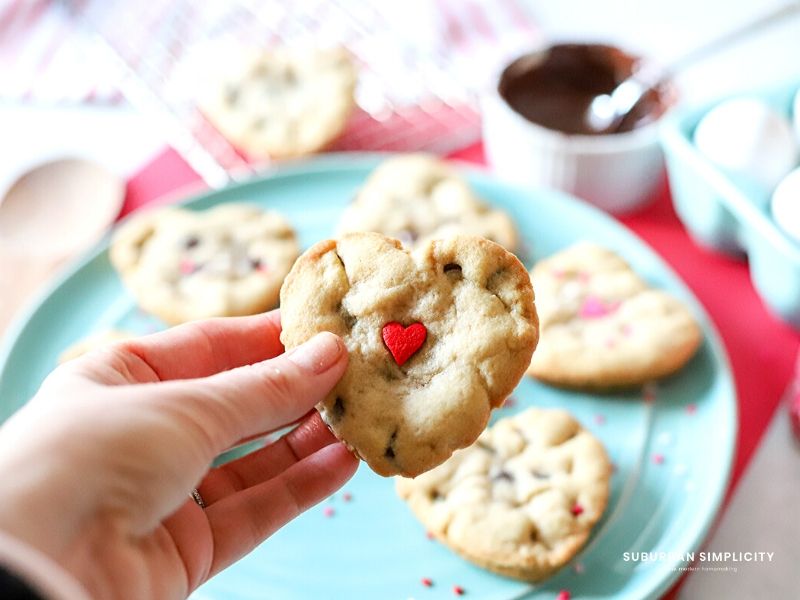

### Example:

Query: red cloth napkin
xmin=125 ymin=143 xmax=800 ymax=492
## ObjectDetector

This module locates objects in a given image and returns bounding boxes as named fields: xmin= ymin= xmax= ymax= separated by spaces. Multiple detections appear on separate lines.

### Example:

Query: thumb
xmin=157 ymin=332 xmax=347 ymax=457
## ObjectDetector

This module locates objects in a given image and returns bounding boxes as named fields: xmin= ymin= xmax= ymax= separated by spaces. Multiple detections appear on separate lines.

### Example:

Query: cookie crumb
xmin=421 ymin=577 xmax=433 ymax=587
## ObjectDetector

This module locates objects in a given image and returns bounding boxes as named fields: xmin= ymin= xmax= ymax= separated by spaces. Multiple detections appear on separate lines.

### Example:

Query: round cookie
xmin=58 ymin=330 xmax=136 ymax=364
xmin=200 ymin=46 xmax=357 ymax=160
xmin=528 ymin=242 xmax=702 ymax=389
xmin=337 ymin=154 xmax=518 ymax=251
xmin=396 ymin=407 xmax=611 ymax=582
xmin=110 ymin=204 xmax=299 ymax=325
xmin=279 ymin=232 xmax=538 ymax=477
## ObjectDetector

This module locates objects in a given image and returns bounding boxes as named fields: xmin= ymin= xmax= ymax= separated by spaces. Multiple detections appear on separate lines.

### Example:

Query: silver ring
xmin=190 ymin=488 xmax=206 ymax=509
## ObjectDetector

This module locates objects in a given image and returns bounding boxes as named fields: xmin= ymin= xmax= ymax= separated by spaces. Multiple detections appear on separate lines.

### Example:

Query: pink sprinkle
xmin=342 ymin=492 xmax=353 ymax=502
xmin=453 ymin=585 xmax=465 ymax=596
xmin=179 ymin=259 xmax=196 ymax=275
xmin=552 ymin=269 xmax=566 ymax=279
xmin=621 ymin=323 xmax=633 ymax=337
xmin=556 ymin=590 xmax=571 ymax=600
xmin=571 ymin=503 xmax=584 ymax=516
xmin=421 ymin=577 xmax=433 ymax=587
xmin=579 ymin=295 xmax=618 ymax=319
xmin=604 ymin=338 xmax=616 ymax=348
xmin=426 ymin=531 xmax=435 ymax=540
xmin=686 ymin=403 xmax=697 ymax=414
xmin=578 ymin=271 xmax=591 ymax=282
xmin=323 ymin=506 xmax=335 ymax=517
xmin=503 ymin=396 xmax=517 ymax=408
xmin=653 ymin=453 xmax=665 ymax=465
xmin=594 ymin=414 xmax=606 ymax=425
xmin=573 ymin=562 xmax=585 ymax=574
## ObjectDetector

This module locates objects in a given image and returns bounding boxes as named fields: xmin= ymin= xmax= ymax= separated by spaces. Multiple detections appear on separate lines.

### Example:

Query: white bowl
xmin=481 ymin=52 xmax=672 ymax=215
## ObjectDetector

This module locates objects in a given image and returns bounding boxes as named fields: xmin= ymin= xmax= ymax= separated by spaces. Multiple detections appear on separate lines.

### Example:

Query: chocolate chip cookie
xmin=110 ymin=204 xmax=299 ymax=325
xmin=279 ymin=232 xmax=538 ymax=477
xmin=200 ymin=46 xmax=357 ymax=160
xmin=337 ymin=154 xmax=518 ymax=250
xmin=528 ymin=242 xmax=702 ymax=389
xmin=396 ymin=408 xmax=611 ymax=582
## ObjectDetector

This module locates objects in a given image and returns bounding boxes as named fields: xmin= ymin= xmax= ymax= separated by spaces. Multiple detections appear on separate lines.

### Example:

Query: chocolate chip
xmin=444 ymin=263 xmax=462 ymax=274
xmin=336 ymin=301 xmax=356 ymax=329
xmin=384 ymin=429 xmax=398 ymax=461
xmin=184 ymin=236 xmax=200 ymax=249
xmin=493 ymin=470 xmax=514 ymax=482
xmin=250 ymin=258 xmax=263 ymax=270
xmin=332 ymin=397 xmax=345 ymax=421
xmin=225 ymin=85 xmax=240 ymax=105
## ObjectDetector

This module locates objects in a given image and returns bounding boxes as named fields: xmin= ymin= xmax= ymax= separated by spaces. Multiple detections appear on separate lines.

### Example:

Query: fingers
xmin=110 ymin=311 xmax=285 ymax=382
xmin=155 ymin=332 xmax=347 ymax=458
xmin=205 ymin=442 xmax=358 ymax=575
xmin=198 ymin=412 xmax=338 ymax=505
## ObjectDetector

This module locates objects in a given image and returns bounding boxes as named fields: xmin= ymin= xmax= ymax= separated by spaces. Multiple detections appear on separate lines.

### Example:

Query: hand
xmin=0 ymin=311 xmax=357 ymax=599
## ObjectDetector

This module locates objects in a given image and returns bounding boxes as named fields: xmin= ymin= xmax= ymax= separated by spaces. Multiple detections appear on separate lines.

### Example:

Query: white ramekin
xmin=481 ymin=57 xmax=672 ymax=215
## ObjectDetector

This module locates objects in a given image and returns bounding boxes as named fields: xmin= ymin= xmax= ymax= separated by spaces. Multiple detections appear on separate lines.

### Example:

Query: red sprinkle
xmin=421 ymin=577 xmax=433 ymax=587
xmin=571 ymin=503 xmax=584 ymax=516
xmin=382 ymin=322 xmax=427 ymax=366
xmin=556 ymin=590 xmax=571 ymax=600
xmin=323 ymin=506 xmax=335 ymax=517
xmin=503 ymin=396 xmax=517 ymax=408
xmin=342 ymin=492 xmax=352 ymax=502
xmin=653 ymin=453 xmax=665 ymax=465
xmin=686 ymin=403 xmax=697 ymax=414
xmin=453 ymin=584 xmax=465 ymax=595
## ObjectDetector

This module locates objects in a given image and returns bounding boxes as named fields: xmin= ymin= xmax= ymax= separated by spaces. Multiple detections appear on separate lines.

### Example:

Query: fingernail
xmin=286 ymin=332 xmax=343 ymax=374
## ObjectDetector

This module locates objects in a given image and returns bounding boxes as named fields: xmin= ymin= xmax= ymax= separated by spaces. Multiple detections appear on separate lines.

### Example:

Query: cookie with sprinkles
xmin=110 ymin=204 xmax=299 ymax=325
xmin=396 ymin=408 xmax=611 ymax=582
xmin=200 ymin=46 xmax=357 ymax=160
xmin=337 ymin=154 xmax=518 ymax=251
xmin=279 ymin=232 xmax=538 ymax=477
xmin=527 ymin=242 xmax=702 ymax=389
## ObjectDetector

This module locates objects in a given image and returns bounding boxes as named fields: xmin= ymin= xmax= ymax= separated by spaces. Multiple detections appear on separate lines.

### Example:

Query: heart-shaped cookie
xmin=280 ymin=232 xmax=538 ymax=477
xmin=527 ymin=242 xmax=702 ymax=389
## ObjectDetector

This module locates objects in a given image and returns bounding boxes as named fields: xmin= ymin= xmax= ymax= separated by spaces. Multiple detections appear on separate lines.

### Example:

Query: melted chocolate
xmin=498 ymin=43 xmax=667 ymax=135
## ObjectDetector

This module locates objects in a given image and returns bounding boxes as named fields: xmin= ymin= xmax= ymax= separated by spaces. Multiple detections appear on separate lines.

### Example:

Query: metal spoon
xmin=0 ymin=158 xmax=124 ymax=334
xmin=586 ymin=2 xmax=800 ymax=134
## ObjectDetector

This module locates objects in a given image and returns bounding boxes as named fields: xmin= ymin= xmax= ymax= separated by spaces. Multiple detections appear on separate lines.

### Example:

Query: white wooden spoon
xmin=0 ymin=158 xmax=124 ymax=334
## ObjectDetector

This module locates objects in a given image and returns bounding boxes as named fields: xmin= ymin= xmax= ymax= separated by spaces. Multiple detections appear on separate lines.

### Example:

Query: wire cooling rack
xmin=59 ymin=0 xmax=513 ymax=188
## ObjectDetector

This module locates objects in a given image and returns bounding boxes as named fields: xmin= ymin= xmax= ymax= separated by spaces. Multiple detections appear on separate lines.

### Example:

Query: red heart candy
xmin=382 ymin=322 xmax=427 ymax=366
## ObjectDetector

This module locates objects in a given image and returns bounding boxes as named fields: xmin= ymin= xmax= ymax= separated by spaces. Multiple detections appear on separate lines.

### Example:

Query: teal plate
xmin=0 ymin=155 xmax=736 ymax=600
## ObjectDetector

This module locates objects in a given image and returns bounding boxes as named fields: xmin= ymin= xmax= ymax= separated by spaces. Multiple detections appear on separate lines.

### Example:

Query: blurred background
xmin=1 ymin=0 xmax=800 ymax=598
